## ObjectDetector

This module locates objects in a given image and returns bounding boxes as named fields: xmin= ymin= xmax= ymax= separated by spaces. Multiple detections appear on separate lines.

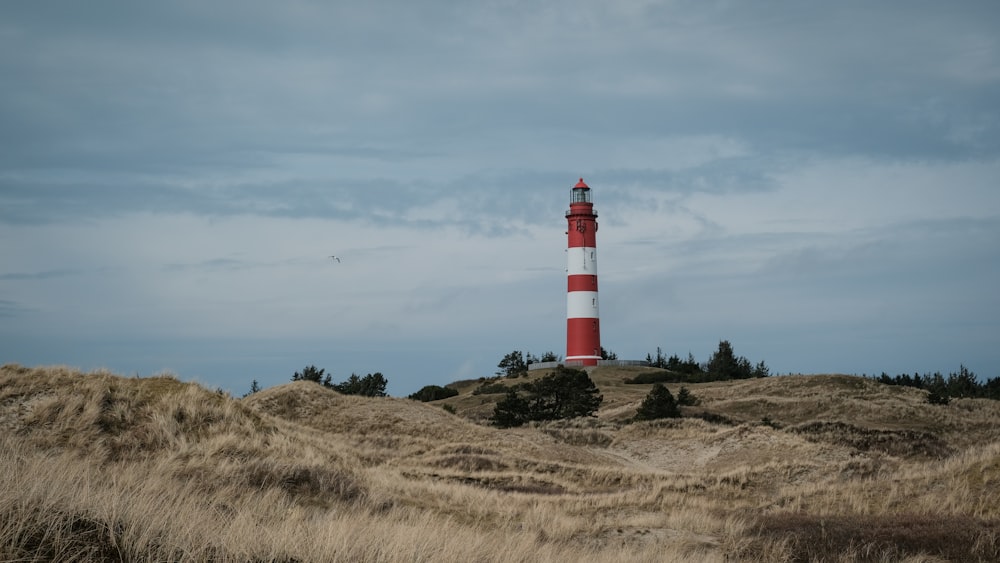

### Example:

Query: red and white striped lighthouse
xmin=566 ymin=178 xmax=601 ymax=365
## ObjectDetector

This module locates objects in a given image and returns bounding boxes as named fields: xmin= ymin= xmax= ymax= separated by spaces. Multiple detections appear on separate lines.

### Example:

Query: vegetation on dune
xmin=3 ymin=363 xmax=1000 ymax=562
xmin=291 ymin=364 xmax=389 ymax=397
xmin=631 ymin=340 xmax=770 ymax=384
xmin=408 ymin=384 xmax=460 ymax=402
xmin=496 ymin=350 xmax=562 ymax=377
xmin=490 ymin=367 xmax=603 ymax=427
xmin=633 ymin=383 xmax=680 ymax=421
xmin=870 ymin=364 xmax=1000 ymax=402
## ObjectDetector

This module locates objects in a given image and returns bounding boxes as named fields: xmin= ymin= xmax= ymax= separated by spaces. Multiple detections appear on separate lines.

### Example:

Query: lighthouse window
xmin=571 ymin=189 xmax=591 ymax=203
xmin=590 ymin=251 xmax=595 ymax=260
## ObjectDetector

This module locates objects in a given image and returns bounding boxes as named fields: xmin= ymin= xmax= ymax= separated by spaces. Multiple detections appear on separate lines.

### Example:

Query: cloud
xmin=2 ymin=1 xmax=999 ymax=394
xmin=0 ymin=268 xmax=82 ymax=281
xmin=0 ymin=299 xmax=35 ymax=318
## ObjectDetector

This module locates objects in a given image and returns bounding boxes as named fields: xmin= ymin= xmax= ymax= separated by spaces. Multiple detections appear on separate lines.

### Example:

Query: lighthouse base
xmin=564 ymin=355 xmax=601 ymax=366
xmin=528 ymin=358 xmax=652 ymax=371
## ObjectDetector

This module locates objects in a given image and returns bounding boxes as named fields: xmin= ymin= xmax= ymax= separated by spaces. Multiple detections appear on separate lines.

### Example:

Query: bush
xmin=491 ymin=367 xmax=603 ymax=428
xmin=623 ymin=370 xmax=680 ymax=385
xmin=634 ymin=384 xmax=680 ymax=421
xmin=496 ymin=350 xmax=527 ymax=378
xmin=408 ymin=385 xmax=459 ymax=402
xmin=292 ymin=365 xmax=331 ymax=386
xmin=333 ymin=373 xmax=388 ymax=397
xmin=873 ymin=365 xmax=999 ymax=401
xmin=927 ymin=390 xmax=950 ymax=405
xmin=472 ymin=382 xmax=509 ymax=395
xmin=677 ymin=386 xmax=699 ymax=406
xmin=706 ymin=340 xmax=768 ymax=379
xmin=666 ymin=353 xmax=702 ymax=374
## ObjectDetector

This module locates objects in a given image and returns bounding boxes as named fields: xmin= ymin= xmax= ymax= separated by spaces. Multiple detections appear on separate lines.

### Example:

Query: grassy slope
xmin=2 ymin=363 xmax=999 ymax=562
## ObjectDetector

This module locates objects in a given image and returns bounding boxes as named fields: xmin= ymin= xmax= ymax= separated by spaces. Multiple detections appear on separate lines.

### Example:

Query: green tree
xmin=540 ymin=351 xmax=561 ymax=362
xmin=666 ymin=353 xmax=702 ymax=375
xmin=530 ymin=367 xmax=603 ymax=419
xmin=677 ymin=386 xmax=699 ymax=406
xmin=408 ymin=385 xmax=459 ymax=402
xmin=334 ymin=372 xmax=388 ymax=397
xmin=491 ymin=367 xmax=603 ymax=427
xmin=706 ymin=341 xmax=761 ymax=379
xmin=634 ymin=383 xmax=680 ymax=421
xmin=243 ymin=379 xmax=261 ymax=398
xmin=927 ymin=390 xmax=950 ymax=405
xmin=492 ymin=389 xmax=531 ymax=428
xmin=706 ymin=341 xmax=740 ymax=378
xmin=292 ymin=365 xmax=332 ymax=386
xmin=497 ymin=350 xmax=527 ymax=378
xmin=600 ymin=346 xmax=618 ymax=360
xmin=946 ymin=365 xmax=978 ymax=398
xmin=646 ymin=347 xmax=667 ymax=368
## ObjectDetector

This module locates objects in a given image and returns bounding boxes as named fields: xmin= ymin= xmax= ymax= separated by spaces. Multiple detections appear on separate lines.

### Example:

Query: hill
xmin=2 ymin=363 xmax=999 ymax=561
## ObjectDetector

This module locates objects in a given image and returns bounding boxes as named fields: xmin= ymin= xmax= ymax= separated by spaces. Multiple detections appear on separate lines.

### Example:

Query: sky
xmin=2 ymin=1 xmax=999 ymax=397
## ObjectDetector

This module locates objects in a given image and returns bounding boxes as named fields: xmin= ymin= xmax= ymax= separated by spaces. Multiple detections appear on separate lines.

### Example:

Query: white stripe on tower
xmin=565 ymin=178 xmax=601 ymax=365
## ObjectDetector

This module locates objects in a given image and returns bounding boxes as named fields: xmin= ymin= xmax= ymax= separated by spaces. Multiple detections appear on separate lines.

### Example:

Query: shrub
xmin=677 ymin=386 xmax=699 ymax=406
xmin=623 ymin=370 xmax=679 ymax=385
xmin=927 ymin=390 xmax=950 ymax=405
xmin=292 ymin=365 xmax=331 ymax=386
xmin=706 ymin=340 xmax=767 ymax=379
xmin=333 ymin=373 xmax=388 ymax=397
xmin=633 ymin=383 xmax=680 ymax=421
xmin=496 ymin=350 xmax=527 ymax=378
xmin=491 ymin=367 xmax=602 ymax=428
xmin=408 ymin=385 xmax=459 ymax=402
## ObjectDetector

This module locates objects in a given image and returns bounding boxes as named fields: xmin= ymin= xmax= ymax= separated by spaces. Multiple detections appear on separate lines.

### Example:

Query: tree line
xmin=245 ymin=365 xmax=390 ymax=398
xmin=629 ymin=340 xmax=770 ymax=383
xmin=495 ymin=347 xmax=619 ymax=378
xmin=491 ymin=366 xmax=702 ymax=427
xmin=868 ymin=365 xmax=1000 ymax=404
xmin=292 ymin=365 xmax=389 ymax=396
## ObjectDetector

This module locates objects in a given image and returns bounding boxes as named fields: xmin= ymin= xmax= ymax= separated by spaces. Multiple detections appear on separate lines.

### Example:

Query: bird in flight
xmin=329 ymin=256 xmax=340 ymax=263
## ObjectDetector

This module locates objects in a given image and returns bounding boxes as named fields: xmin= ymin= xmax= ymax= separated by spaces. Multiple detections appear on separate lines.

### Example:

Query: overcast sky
xmin=2 ymin=1 xmax=999 ymax=396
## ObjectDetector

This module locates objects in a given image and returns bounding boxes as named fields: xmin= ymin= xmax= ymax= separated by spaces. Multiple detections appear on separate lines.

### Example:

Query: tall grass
xmin=2 ymin=364 xmax=999 ymax=561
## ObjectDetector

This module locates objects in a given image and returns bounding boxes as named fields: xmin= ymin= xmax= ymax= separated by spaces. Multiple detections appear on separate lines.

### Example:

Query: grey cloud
xmin=3 ymin=0 xmax=997 ymax=188
xmin=0 ymin=299 xmax=36 ymax=318
xmin=762 ymin=217 xmax=1000 ymax=280
xmin=162 ymin=258 xmax=251 ymax=273
xmin=0 ymin=268 xmax=82 ymax=281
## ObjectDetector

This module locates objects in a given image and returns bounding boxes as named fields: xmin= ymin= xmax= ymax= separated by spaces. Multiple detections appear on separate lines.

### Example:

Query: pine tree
xmin=490 ymin=367 xmax=603 ymax=427
xmin=492 ymin=389 xmax=530 ymax=428
xmin=293 ymin=365 xmax=325 ymax=383
xmin=496 ymin=350 xmax=527 ymax=378
xmin=334 ymin=372 xmax=388 ymax=397
xmin=634 ymin=383 xmax=680 ymax=421
xmin=243 ymin=379 xmax=261 ymax=398
xmin=677 ymin=386 xmax=699 ymax=406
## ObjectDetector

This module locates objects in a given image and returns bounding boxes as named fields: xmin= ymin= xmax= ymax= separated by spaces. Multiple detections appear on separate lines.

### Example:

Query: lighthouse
xmin=566 ymin=178 xmax=601 ymax=365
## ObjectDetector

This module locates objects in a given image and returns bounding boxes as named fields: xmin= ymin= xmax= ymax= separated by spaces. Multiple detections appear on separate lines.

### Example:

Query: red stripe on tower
xmin=566 ymin=178 xmax=601 ymax=365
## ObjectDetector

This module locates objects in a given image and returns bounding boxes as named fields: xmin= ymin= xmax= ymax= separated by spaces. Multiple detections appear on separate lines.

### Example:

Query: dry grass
xmin=2 ymin=363 xmax=999 ymax=562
